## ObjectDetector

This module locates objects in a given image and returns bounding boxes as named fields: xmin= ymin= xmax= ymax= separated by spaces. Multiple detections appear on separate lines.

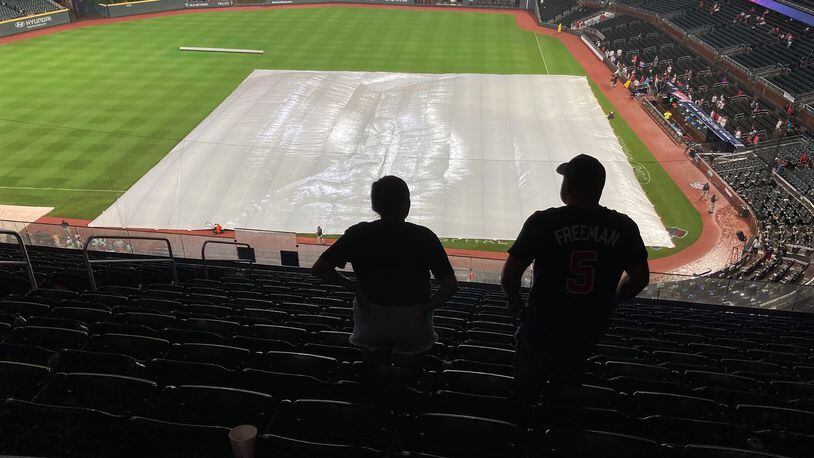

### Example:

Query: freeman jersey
xmin=508 ymin=205 xmax=648 ymax=317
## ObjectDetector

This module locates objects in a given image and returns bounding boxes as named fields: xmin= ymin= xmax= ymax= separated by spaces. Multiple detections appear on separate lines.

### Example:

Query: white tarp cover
xmin=91 ymin=70 xmax=672 ymax=247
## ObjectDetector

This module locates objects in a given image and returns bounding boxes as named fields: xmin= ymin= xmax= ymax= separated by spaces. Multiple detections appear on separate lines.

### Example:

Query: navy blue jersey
xmin=508 ymin=205 xmax=647 ymax=318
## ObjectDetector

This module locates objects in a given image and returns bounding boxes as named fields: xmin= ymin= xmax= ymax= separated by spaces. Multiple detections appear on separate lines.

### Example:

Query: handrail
xmin=83 ymin=235 xmax=178 ymax=290
xmin=0 ymin=230 xmax=37 ymax=292
xmin=201 ymin=240 xmax=254 ymax=280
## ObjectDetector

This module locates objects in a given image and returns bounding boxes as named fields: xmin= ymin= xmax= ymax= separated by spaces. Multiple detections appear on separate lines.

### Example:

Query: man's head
xmin=371 ymin=175 xmax=410 ymax=220
xmin=557 ymin=154 xmax=606 ymax=206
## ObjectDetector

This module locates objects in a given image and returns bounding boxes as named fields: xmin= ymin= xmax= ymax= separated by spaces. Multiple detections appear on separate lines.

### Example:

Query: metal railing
xmin=1 ymin=218 xmax=813 ymax=313
xmin=201 ymin=240 xmax=254 ymax=280
xmin=83 ymin=235 xmax=178 ymax=290
xmin=0 ymin=230 xmax=37 ymax=292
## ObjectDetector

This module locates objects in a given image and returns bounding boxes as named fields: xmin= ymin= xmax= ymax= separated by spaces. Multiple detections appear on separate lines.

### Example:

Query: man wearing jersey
xmin=501 ymin=154 xmax=650 ymax=399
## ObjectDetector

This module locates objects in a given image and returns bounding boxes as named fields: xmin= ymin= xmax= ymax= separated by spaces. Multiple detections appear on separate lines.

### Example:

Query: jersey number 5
xmin=567 ymin=250 xmax=598 ymax=294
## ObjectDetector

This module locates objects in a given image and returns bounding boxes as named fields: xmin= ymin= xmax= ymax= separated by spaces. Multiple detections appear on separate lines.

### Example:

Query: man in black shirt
xmin=501 ymin=154 xmax=650 ymax=398
xmin=312 ymin=176 xmax=458 ymax=362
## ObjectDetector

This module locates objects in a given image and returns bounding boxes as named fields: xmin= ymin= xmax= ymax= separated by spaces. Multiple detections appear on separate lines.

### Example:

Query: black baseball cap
xmin=556 ymin=154 xmax=606 ymax=192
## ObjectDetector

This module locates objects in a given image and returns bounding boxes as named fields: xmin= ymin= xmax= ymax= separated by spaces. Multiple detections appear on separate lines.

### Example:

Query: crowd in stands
xmin=0 ymin=0 xmax=61 ymax=21
xmin=708 ymin=138 xmax=814 ymax=284
xmin=586 ymin=13 xmax=798 ymax=144
xmin=611 ymin=0 xmax=814 ymax=98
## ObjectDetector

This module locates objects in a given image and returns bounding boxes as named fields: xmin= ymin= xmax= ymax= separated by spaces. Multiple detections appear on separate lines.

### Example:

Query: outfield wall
xmin=92 ymin=0 xmax=507 ymax=19
xmin=0 ymin=9 xmax=71 ymax=38
xmin=97 ymin=0 xmax=232 ymax=18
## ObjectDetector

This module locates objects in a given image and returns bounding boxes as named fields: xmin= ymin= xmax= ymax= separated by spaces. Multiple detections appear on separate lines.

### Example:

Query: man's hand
xmin=501 ymin=254 xmax=531 ymax=317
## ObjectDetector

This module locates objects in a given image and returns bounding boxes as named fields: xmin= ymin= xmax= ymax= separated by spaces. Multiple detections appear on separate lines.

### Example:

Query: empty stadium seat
xmin=153 ymin=385 xmax=275 ymax=428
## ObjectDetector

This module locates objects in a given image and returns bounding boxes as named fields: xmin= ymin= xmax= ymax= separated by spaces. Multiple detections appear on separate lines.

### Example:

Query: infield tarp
xmin=91 ymin=70 xmax=672 ymax=247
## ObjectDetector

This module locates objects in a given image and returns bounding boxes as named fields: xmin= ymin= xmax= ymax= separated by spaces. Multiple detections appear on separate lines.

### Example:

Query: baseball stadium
xmin=0 ymin=0 xmax=813 ymax=455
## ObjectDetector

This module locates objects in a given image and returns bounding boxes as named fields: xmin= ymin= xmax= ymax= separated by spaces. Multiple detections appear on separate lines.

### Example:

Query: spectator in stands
xmin=311 ymin=176 xmax=458 ymax=364
xmin=800 ymin=152 xmax=808 ymax=167
xmin=734 ymin=128 xmax=742 ymax=140
xmin=501 ymin=154 xmax=650 ymax=398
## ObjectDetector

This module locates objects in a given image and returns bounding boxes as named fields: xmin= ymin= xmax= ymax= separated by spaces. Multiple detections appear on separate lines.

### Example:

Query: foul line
xmin=535 ymin=33 xmax=549 ymax=74
xmin=0 ymin=186 xmax=123 ymax=193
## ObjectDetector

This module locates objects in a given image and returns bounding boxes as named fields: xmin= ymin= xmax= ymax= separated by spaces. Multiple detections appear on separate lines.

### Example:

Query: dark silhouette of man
xmin=312 ymin=175 xmax=458 ymax=363
xmin=501 ymin=154 xmax=650 ymax=399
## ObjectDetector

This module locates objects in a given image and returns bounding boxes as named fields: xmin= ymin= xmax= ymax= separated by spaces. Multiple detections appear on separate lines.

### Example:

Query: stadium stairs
xmin=0 ymin=242 xmax=813 ymax=457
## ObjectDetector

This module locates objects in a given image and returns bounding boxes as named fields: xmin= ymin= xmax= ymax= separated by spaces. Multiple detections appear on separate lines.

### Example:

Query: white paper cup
xmin=229 ymin=424 xmax=257 ymax=458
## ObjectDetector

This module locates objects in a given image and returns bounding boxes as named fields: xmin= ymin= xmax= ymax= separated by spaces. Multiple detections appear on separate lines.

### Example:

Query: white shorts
xmin=349 ymin=299 xmax=437 ymax=354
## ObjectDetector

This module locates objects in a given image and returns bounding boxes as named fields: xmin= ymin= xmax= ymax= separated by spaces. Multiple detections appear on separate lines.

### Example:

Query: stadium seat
xmin=136 ymin=298 xmax=180 ymax=314
xmin=532 ymin=405 xmax=638 ymax=435
xmin=536 ymin=428 xmax=664 ymax=457
xmin=441 ymin=369 xmax=514 ymax=397
xmin=303 ymin=343 xmax=364 ymax=362
xmin=633 ymin=391 xmax=725 ymax=419
xmin=164 ymin=342 xmax=251 ymax=369
xmin=682 ymin=444 xmax=794 ymax=457
xmin=25 ymin=316 xmax=88 ymax=332
xmin=453 ymin=344 xmax=515 ymax=366
xmin=49 ymin=349 xmax=147 ymax=378
xmin=735 ymin=404 xmax=814 ymax=434
xmin=238 ymin=368 xmax=334 ymax=400
xmin=258 ymin=351 xmax=341 ymax=381
xmin=248 ymin=324 xmax=308 ymax=344
xmin=266 ymin=399 xmax=395 ymax=449
xmin=180 ymin=304 xmax=232 ymax=318
xmin=51 ymin=306 xmax=112 ymax=323
xmin=34 ymin=372 xmax=157 ymax=414
xmin=84 ymin=333 xmax=170 ymax=360
xmin=148 ymin=358 xmax=235 ymax=387
xmin=5 ymin=326 xmax=87 ymax=350
xmin=639 ymin=415 xmax=749 ymax=448
xmin=0 ymin=360 xmax=52 ymax=400
xmin=116 ymin=312 xmax=177 ymax=330
xmin=153 ymin=385 xmax=275 ymax=428
xmin=0 ymin=342 xmax=53 ymax=365
xmin=419 ymin=383 xmax=512 ymax=417
xmin=0 ymin=300 xmax=50 ymax=317
xmin=126 ymin=416 xmax=232 ymax=458
xmin=257 ymin=434 xmax=385 ymax=458
xmin=398 ymin=413 xmax=524 ymax=458
xmin=161 ymin=327 xmax=226 ymax=344
xmin=0 ymin=398 xmax=130 ymax=456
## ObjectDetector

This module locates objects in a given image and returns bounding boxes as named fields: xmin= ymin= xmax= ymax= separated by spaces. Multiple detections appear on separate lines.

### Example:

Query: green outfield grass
xmin=0 ymin=7 xmax=699 ymax=259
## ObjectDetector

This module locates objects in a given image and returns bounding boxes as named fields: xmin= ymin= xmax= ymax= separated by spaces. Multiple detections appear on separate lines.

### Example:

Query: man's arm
xmin=501 ymin=254 xmax=533 ymax=315
xmin=311 ymin=258 xmax=368 ymax=311
xmin=418 ymin=273 xmax=458 ymax=317
xmin=614 ymin=261 xmax=649 ymax=305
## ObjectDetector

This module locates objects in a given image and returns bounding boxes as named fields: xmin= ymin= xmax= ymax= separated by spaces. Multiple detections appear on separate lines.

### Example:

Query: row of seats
xmin=0 ymin=241 xmax=813 ymax=456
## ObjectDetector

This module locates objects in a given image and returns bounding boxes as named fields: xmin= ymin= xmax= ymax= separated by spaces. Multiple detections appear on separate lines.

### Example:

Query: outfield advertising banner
xmin=0 ymin=10 xmax=71 ymax=38
xmin=234 ymin=0 xmax=416 ymax=5
xmin=101 ymin=0 xmax=232 ymax=18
